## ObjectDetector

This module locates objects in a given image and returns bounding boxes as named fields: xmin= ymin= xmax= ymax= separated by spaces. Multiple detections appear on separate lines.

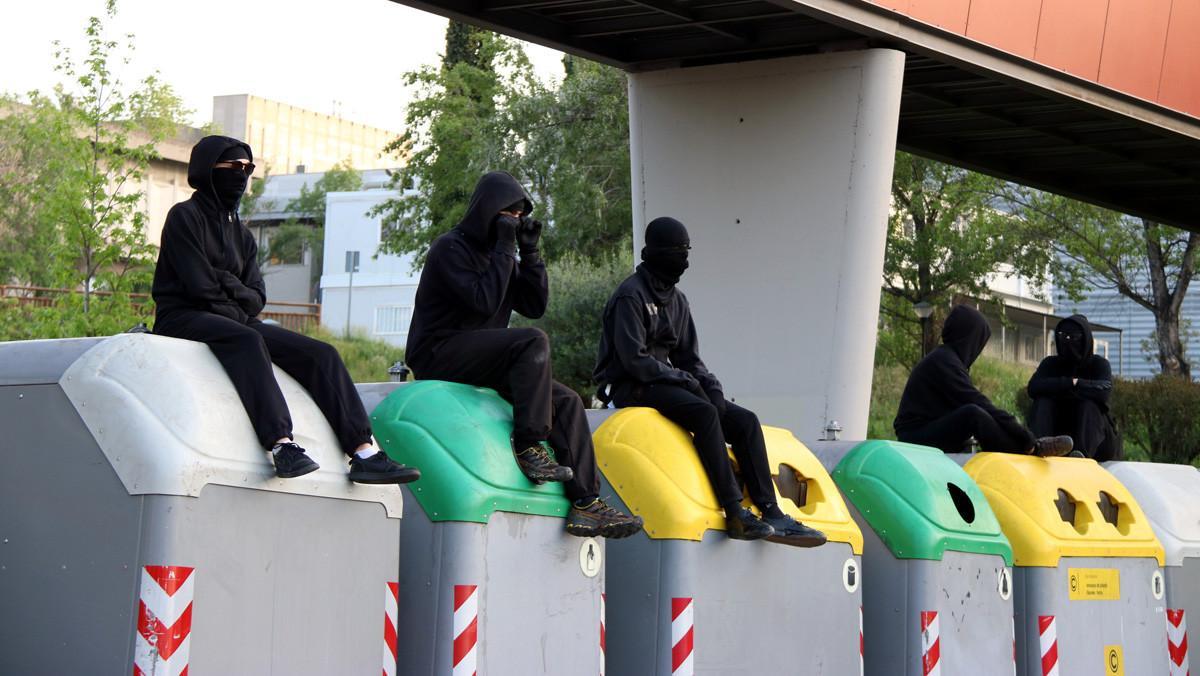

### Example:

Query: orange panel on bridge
xmin=1098 ymin=0 xmax=1173 ymax=101
xmin=965 ymin=0 xmax=1041 ymax=59
xmin=906 ymin=0 xmax=970 ymax=33
xmin=1158 ymin=0 xmax=1200 ymax=117
xmin=1033 ymin=0 xmax=1107 ymax=81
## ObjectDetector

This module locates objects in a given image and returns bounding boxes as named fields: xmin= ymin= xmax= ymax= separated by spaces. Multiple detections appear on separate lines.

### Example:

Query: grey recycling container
xmin=966 ymin=452 xmax=1168 ymax=676
xmin=1105 ymin=460 xmax=1200 ymax=675
xmin=0 ymin=334 xmax=403 ymax=676
xmin=373 ymin=380 xmax=604 ymax=676
xmin=815 ymin=440 xmax=1015 ymax=676
xmin=591 ymin=408 xmax=865 ymax=675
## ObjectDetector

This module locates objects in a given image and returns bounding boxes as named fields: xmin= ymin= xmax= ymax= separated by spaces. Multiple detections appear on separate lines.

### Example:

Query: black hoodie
xmin=893 ymin=305 xmax=1033 ymax=446
xmin=1027 ymin=315 xmax=1113 ymax=410
xmin=152 ymin=135 xmax=266 ymax=324
xmin=405 ymin=172 xmax=547 ymax=367
xmin=593 ymin=265 xmax=721 ymax=395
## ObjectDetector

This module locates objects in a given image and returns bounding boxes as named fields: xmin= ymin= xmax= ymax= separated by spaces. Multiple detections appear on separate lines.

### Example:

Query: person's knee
xmin=959 ymin=403 xmax=989 ymax=424
xmin=725 ymin=405 xmax=759 ymax=428
xmin=514 ymin=327 xmax=550 ymax=355
xmin=229 ymin=327 xmax=267 ymax=352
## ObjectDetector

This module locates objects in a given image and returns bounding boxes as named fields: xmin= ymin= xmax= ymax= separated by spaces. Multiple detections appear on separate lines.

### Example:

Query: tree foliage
xmin=879 ymin=153 xmax=1054 ymax=365
xmin=1000 ymin=186 xmax=1198 ymax=378
xmin=372 ymin=26 xmax=632 ymax=267
xmin=0 ymin=0 xmax=190 ymax=336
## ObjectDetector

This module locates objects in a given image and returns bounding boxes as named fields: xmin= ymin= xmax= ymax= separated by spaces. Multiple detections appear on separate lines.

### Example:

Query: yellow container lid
xmin=593 ymin=407 xmax=863 ymax=552
xmin=964 ymin=453 xmax=1165 ymax=567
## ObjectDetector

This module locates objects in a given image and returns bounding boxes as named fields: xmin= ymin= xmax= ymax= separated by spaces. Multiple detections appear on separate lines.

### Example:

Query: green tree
xmin=880 ymin=153 xmax=1054 ymax=365
xmin=0 ymin=0 xmax=190 ymax=337
xmin=268 ymin=160 xmax=362 ymax=300
xmin=1001 ymin=187 xmax=1198 ymax=379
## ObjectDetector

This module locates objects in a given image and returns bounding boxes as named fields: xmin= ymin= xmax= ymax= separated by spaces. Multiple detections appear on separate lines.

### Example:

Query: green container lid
xmin=832 ymin=440 xmax=1013 ymax=565
xmin=371 ymin=380 xmax=569 ymax=523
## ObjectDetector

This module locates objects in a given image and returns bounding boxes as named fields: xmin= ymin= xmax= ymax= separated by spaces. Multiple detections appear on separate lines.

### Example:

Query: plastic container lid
xmin=833 ymin=440 xmax=1013 ymax=564
xmin=1104 ymin=461 xmax=1200 ymax=567
xmin=965 ymin=453 xmax=1164 ymax=567
xmin=371 ymin=380 xmax=569 ymax=523
xmin=593 ymin=407 xmax=863 ymax=551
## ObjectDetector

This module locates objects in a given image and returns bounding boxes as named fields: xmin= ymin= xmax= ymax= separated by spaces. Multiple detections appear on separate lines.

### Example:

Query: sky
xmin=0 ymin=0 xmax=568 ymax=132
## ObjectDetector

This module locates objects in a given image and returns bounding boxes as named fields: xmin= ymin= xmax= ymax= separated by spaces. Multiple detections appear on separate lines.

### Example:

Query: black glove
xmin=218 ymin=270 xmax=264 ymax=317
xmin=517 ymin=216 xmax=543 ymax=255
xmin=705 ymin=387 xmax=728 ymax=417
xmin=494 ymin=214 xmax=519 ymax=257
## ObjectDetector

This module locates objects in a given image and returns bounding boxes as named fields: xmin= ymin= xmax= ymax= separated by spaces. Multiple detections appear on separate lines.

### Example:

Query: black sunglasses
xmin=214 ymin=161 xmax=255 ymax=176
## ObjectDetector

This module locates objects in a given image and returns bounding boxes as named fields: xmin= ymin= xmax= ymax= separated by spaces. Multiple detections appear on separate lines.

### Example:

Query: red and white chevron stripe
xmin=920 ymin=611 xmax=941 ymax=676
xmin=600 ymin=592 xmax=606 ymax=676
xmin=859 ymin=605 xmax=864 ymax=676
xmin=1168 ymin=608 xmax=1190 ymax=676
xmin=1038 ymin=615 xmax=1059 ymax=676
xmin=671 ymin=597 xmax=694 ymax=676
xmin=452 ymin=584 xmax=478 ymax=676
xmin=383 ymin=582 xmax=398 ymax=676
xmin=133 ymin=565 xmax=194 ymax=676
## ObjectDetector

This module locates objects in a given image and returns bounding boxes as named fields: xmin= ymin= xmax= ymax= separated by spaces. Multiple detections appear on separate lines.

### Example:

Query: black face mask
xmin=211 ymin=168 xmax=248 ymax=210
xmin=642 ymin=246 xmax=689 ymax=285
xmin=1057 ymin=327 xmax=1087 ymax=363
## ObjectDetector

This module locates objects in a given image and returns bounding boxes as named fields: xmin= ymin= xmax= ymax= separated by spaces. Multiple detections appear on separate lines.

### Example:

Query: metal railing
xmin=0 ymin=285 xmax=322 ymax=332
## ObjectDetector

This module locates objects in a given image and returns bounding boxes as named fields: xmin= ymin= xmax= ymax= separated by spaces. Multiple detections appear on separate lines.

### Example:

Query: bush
xmin=512 ymin=250 xmax=634 ymax=401
xmin=300 ymin=326 xmax=406 ymax=384
xmin=1110 ymin=376 xmax=1200 ymax=466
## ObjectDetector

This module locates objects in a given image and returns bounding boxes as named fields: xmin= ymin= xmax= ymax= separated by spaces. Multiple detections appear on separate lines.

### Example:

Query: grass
xmin=868 ymin=356 xmax=1034 ymax=440
xmin=303 ymin=326 xmax=406 ymax=384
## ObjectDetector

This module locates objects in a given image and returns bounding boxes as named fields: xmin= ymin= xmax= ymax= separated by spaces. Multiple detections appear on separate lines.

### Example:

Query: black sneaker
xmin=514 ymin=443 xmax=574 ymax=484
xmin=348 ymin=451 xmax=421 ymax=484
xmin=271 ymin=441 xmax=320 ymax=479
xmin=1034 ymin=435 xmax=1074 ymax=458
xmin=566 ymin=498 xmax=643 ymax=538
xmin=764 ymin=514 xmax=828 ymax=548
xmin=726 ymin=506 xmax=775 ymax=541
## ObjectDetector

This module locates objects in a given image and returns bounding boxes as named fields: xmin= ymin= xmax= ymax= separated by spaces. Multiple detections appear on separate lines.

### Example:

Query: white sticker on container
xmin=999 ymin=567 xmax=1012 ymax=600
xmin=580 ymin=537 xmax=602 ymax=578
xmin=843 ymin=558 xmax=860 ymax=593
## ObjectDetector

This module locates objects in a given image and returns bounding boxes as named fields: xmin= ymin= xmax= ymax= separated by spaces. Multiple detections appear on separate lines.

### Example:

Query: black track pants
xmin=154 ymin=310 xmax=374 ymax=453
xmin=1029 ymin=397 xmax=1121 ymax=461
xmin=897 ymin=404 xmax=1030 ymax=454
xmin=411 ymin=327 xmax=599 ymax=501
xmin=612 ymin=382 xmax=776 ymax=510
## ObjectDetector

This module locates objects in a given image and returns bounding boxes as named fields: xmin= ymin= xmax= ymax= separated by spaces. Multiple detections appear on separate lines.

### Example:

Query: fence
xmin=0 ymin=286 xmax=322 ymax=332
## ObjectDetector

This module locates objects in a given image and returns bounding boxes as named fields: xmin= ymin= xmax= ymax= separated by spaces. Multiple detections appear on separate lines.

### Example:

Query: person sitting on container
xmin=893 ymin=304 xmax=1074 ymax=457
xmin=1027 ymin=315 xmax=1121 ymax=460
xmin=405 ymin=171 xmax=643 ymax=539
xmin=152 ymin=135 xmax=420 ymax=484
xmin=594 ymin=216 xmax=827 ymax=547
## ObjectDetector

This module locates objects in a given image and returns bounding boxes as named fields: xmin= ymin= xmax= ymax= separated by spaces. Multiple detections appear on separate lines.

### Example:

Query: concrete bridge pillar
xmin=628 ymin=49 xmax=905 ymax=439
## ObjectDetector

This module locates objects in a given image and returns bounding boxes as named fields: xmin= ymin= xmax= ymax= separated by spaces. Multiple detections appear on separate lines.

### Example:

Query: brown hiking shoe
xmin=566 ymin=498 xmax=643 ymax=539
xmin=514 ymin=443 xmax=574 ymax=484
xmin=1034 ymin=435 xmax=1074 ymax=457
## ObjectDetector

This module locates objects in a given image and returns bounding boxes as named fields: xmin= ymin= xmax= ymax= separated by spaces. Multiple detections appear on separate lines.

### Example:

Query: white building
xmin=319 ymin=187 xmax=420 ymax=347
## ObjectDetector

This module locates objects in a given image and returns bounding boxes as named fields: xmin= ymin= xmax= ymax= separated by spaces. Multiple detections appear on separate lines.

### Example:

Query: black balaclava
xmin=211 ymin=145 xmax=250 ymax=210
xmin=1055 ymin=315 xmax=1094 ymax=366
xmin=456 ymin=172 xmax=534 ymax=250
xmin=941 ymin=304 xmax=992 ymax=368
xmin=640 ymin=217 xmax=691 ymax=286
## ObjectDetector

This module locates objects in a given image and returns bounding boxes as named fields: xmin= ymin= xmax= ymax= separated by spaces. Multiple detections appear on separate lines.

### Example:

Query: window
xmin=375 ymin=305 xmax=412 ymax=335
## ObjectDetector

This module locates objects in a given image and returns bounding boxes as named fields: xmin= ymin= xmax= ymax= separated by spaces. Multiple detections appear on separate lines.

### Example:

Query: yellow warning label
xmin=1104 ymin=645 xmax=1123 ymax=675
xmin=1067 ymin=568 xmax=1121 ymax=600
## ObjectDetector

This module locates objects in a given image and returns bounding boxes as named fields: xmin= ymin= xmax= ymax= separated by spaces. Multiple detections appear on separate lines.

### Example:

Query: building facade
xmin=212 ymin=94 xmax=401 ymax=176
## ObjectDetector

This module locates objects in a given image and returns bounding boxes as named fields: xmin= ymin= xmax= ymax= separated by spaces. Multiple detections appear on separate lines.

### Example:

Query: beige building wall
xmin=212 ymin=94 xmax=400 ymax=175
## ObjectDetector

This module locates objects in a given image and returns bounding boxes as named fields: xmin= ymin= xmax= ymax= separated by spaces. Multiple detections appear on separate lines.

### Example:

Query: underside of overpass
xmin=390 ymin=0 xmax=1200 ymax=231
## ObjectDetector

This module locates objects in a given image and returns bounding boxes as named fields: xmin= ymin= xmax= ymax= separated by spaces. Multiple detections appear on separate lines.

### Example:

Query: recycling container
xmin=589 ymin=407 xmax=864 ymax=675
xmin=966 ymin=453 xmax=1168 ymax=676
xmin=0 ymin=334 xmax=403 ymax=676
xmin=818 ymin=440 xmax=1016 ymax=676
xmin=1105 ymin=461 xmax=1200 ymax=674
xmin=372 ymin=380 xmax=604 ymax=676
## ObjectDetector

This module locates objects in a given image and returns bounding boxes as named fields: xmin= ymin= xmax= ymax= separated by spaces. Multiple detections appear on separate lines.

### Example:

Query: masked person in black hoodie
xmin=894 ymin=304 xmax=1073 ymax=456
xmin=152 ymin=135 xmax=420 ymax=484
xmin=406 ymin=171 xmax=642 ymax=540
xmin=594 ymin=217 xmax=827 ymax=548
xmin=1027 ymin=315 xmax=1120 ymax=460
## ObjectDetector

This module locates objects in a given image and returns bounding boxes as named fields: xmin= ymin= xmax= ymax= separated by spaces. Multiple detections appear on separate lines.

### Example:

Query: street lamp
xmin=914 ymin=301 xmax=934 ymax=357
